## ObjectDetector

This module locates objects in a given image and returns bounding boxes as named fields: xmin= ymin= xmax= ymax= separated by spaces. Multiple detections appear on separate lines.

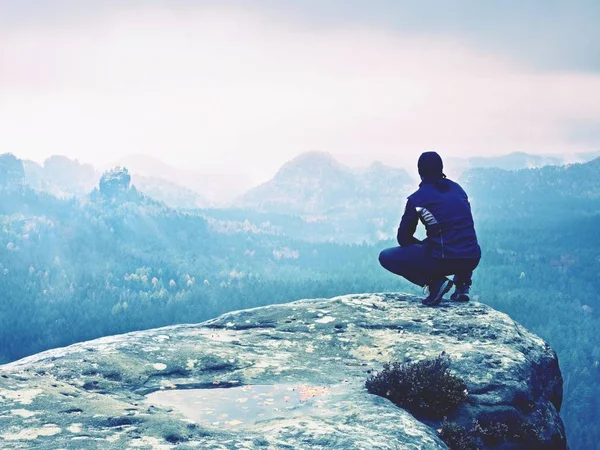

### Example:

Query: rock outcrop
xmin=0 ymin=293 xmax=566 ymax=449
xmin=98 ymin=167 xmax=132 ymax=198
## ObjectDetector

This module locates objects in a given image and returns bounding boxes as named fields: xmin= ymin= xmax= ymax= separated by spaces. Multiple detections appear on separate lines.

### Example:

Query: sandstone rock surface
xmin=0 ymin=293 xmax=566 ymax=449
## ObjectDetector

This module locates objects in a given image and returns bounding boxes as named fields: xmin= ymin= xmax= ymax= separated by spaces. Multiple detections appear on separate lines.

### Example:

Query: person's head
xmin=417 ymin=151 xmax=445 ymax=180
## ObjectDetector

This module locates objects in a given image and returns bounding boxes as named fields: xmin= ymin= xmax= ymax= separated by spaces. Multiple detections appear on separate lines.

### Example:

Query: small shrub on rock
xmin=365 ymin=353 xmax=467 ymax=418
xmin=439 ymin=418 xmax=547 ymax=449
xmin=471 ymin=419 xmax=510 ymax=446
xmin=438 ymin=420 xmax=479 ymax=450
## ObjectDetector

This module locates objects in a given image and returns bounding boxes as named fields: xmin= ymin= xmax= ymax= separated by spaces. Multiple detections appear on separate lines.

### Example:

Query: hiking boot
xmin=450 ymin=284 xmax=471 ymax=302
xmin=422 ymin=277 xmax=453 ymax=306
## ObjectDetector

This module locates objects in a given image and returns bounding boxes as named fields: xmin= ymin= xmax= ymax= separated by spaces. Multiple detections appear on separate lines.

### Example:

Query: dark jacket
xmin=397 ymin=177 xmax=481 ymax=260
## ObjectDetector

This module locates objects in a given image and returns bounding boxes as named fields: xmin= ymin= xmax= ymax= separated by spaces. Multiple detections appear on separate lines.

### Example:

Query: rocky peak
xmin=98 ymin=166 xmax=132 ymax=198
xmin=277 ymin=151 xmax=346 ymax=175
xmin=0 ymin=293 xmax=566 ymax=449
xmin=273 ymin=151 xmax=352 ymax=189
xmin=237 ymin=153 xmax=413 ymax=216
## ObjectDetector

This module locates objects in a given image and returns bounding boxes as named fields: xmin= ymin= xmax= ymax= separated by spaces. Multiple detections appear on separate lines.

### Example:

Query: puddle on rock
xmin=145 ymin=384 xmax=341 ymax=429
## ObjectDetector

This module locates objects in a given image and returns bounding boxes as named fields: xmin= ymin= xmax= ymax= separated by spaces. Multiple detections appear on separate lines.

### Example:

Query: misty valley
xmin=1 ymin=151 xmax=600 ymax=449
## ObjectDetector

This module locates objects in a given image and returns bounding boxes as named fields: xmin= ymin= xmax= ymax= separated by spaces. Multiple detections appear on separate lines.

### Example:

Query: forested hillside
xmin=0 ymin=158 xmax=411 ymax=363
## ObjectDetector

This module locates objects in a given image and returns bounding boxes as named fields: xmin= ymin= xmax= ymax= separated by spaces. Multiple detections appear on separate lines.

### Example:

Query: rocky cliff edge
xmin=0 ymin=293 xmax=566 ymax=449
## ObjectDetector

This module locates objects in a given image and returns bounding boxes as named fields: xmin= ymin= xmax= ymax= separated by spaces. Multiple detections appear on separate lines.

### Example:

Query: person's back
xmin=403 ymin=177 xmax=481 ymax=260
xmin=379 ymin=151 xmax=481 ymax=306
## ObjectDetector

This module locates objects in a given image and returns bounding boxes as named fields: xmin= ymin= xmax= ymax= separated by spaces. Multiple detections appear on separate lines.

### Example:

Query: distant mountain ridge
xmin=23 ymin=155 xmax=97 ymax=198
xmin=235 ymin=151 xmax=414 ymax=215
xmin=235 ymin=150 xmax=600 ymax=215
xmin=108 ymin=155 xmax=253 ymax=204
xmin=7 ymin=150 xmax=600 ymax=220
xmin=462 ymin=156 xmax=600 ymax=224
xmin=446 ymin=151 xmax=600 ymax=179
xmin=16 ymin=155 xmax=210 ymax=209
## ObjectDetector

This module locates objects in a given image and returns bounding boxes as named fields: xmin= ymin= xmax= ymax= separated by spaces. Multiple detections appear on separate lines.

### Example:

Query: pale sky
xmin=1 ymin=1 xmax=600 ymax=183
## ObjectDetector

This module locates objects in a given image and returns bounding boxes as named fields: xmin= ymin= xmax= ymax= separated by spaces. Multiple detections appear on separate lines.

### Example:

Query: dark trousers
xmin=379 ymin=245 xmax=479 ymax=287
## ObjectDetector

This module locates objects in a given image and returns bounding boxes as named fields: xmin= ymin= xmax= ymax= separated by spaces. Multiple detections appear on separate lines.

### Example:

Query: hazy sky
xmin=1 ymin=0 xmax=599 ymax=182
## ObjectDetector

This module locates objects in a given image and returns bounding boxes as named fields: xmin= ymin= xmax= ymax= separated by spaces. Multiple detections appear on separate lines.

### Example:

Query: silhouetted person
xmin=379 ymin=151 xmax=481 ymax=306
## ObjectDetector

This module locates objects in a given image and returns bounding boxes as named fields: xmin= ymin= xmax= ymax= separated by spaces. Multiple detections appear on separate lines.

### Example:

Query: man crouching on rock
xmin=379 ymin=151 xmax=481 ymax=306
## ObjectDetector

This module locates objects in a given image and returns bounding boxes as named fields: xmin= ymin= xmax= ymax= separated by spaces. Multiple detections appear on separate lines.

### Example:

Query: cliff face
xmin=0 ymin=293 xmax=566 ymax=449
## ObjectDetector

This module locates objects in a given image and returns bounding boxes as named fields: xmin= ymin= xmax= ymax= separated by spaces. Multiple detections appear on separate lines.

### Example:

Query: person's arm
xmin=397 ymin=198 xmax=422 ymax=246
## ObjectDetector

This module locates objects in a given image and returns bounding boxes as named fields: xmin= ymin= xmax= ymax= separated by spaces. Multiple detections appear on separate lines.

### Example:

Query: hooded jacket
xmin=397 ymin=177 xmax=481 ymax=260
